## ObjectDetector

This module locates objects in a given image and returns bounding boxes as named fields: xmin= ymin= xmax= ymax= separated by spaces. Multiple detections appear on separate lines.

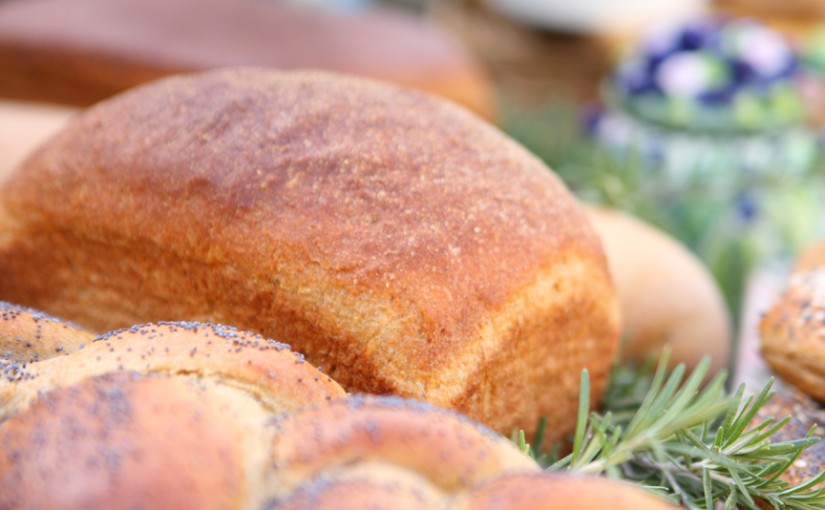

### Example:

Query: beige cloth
xmin=0 ymin=100 xmax=77 ymax=183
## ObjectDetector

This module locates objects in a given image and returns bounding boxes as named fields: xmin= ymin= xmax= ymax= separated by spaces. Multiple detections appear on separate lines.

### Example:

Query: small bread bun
xmin=585 ymin=206 xmax=731 ymax=374
xmin=760 ymin=268 xmax=825 ymax=402
xmin=0 ymin=0 xmax=493 ymax=119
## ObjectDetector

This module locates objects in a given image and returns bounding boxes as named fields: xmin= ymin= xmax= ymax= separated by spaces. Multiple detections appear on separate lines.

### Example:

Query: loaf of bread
xmin=0 ymin=311 xmax=675 ymax=510
xmin=585 ymin=206 xmax=731 ymax=374
xmin=0 ymin=0 xmax=493 ymax=119
xmin=760 ymin=268 xmax=825 ymax=402
xmin=0 ymin=68 xmax=620 ymax=438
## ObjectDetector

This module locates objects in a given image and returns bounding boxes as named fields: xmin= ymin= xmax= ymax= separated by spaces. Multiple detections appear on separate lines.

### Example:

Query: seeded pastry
xmin=760 ymin=268 xmax=825 ymax=402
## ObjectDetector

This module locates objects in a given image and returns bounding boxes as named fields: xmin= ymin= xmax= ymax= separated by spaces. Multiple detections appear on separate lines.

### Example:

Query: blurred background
xmin=3 ymin=0 xmax=825 ymax=382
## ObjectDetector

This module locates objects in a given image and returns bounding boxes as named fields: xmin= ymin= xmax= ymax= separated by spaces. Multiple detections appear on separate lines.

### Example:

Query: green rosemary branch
xmin=514 ymin=355 xmax=825 ymax=509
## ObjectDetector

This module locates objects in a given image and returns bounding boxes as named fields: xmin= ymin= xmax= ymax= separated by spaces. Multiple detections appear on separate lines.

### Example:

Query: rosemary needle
xmin=516 ymin=354 xmax=825 ymax=509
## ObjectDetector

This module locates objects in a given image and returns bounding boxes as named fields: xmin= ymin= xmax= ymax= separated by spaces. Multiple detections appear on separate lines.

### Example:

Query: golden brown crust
xmin=760 ymin=269 xmax=825 ymax=402
xmin=455 ymin=473 xmax=680 ymax=510
xmin=0 ymin=68 xmax=619 ymax=437
xmin=0 ymin=0 xmax=493 ymax=118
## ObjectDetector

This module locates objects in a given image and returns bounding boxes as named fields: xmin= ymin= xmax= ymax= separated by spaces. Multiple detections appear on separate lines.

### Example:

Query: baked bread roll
xmin=0 ymin=68 xmax=620 ymax=438
xmin=585 ymin=206 xmax=731 ymax=374
xmin=0 ymin=0 xmax=493 ymax=119
xmin=760 ymin=268 xmax=825 ymax=402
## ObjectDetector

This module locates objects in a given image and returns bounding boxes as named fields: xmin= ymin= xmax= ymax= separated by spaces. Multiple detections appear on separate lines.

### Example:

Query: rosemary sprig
xmin=515 ymin=354 xmax=825 ymax=509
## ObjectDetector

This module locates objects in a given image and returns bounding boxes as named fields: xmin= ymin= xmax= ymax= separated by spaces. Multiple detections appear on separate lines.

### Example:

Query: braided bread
xmin=0 ymin=308 xmax=675 ymax=510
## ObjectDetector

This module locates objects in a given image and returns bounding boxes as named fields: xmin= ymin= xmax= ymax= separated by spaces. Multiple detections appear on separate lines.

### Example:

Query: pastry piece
xmin=760 ymin=268 xmax=825 ymax=402
xmin=0 ymin=68 xmax=620 ymax=437
xmin=585 ymin=206 xmax=730 ymax=374
xmin=0 ymin=0 xmax=493 ymax=119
